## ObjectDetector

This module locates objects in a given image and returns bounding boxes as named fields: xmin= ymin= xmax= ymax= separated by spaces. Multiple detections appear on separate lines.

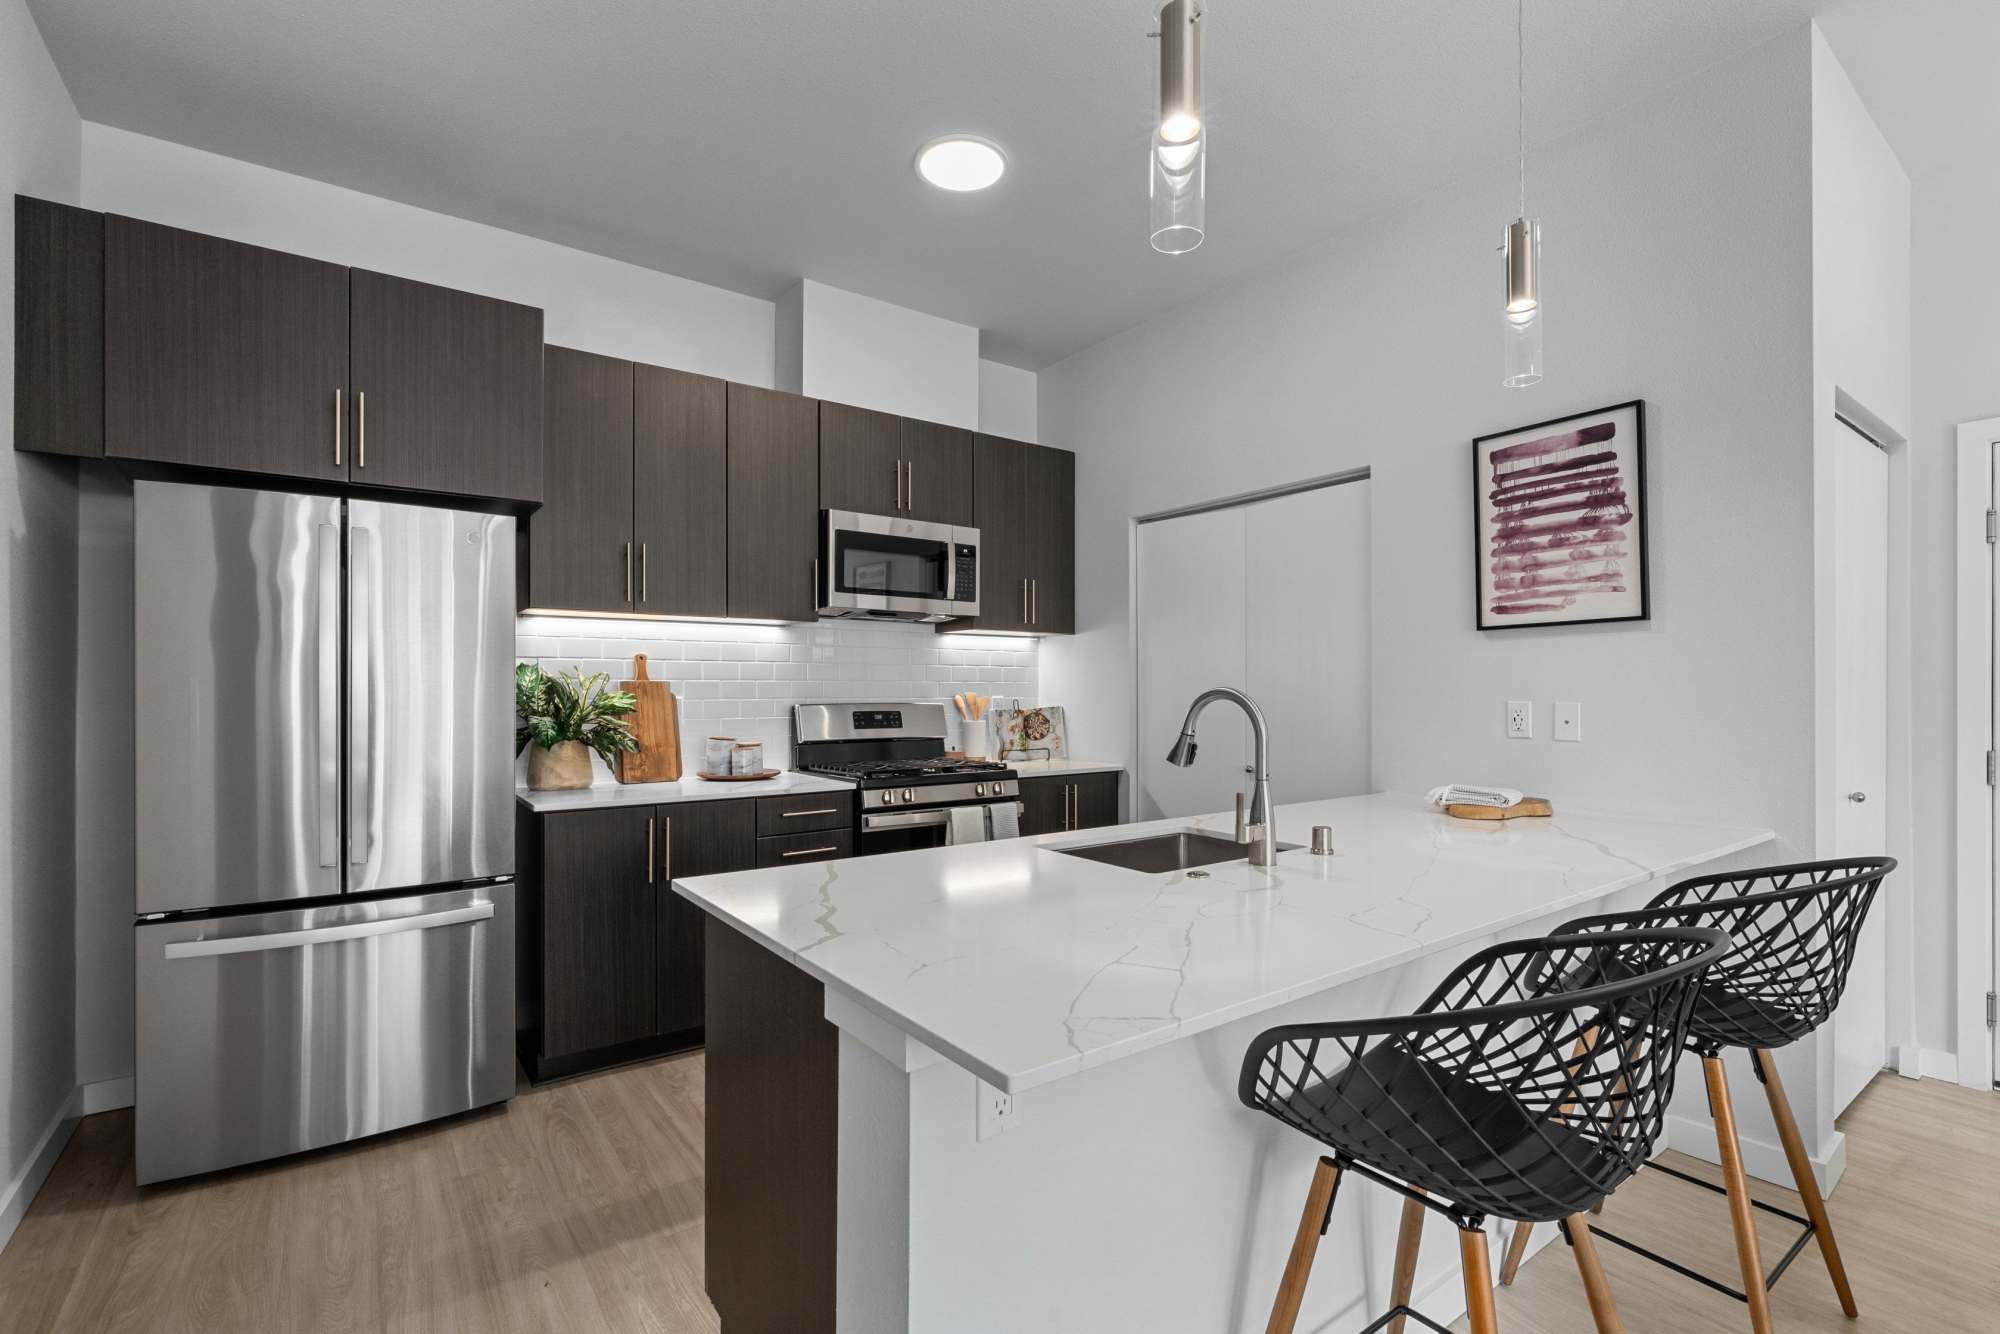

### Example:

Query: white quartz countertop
xmin=518 ymin=769 xmax=851 ymax=813
xmin=1006 ymin=758 xmax=1124 ymax=778
xmin=673 ymin=792 xmax=1773 ymax=1093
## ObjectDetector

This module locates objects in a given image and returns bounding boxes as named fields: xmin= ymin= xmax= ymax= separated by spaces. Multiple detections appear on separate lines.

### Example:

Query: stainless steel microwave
xmin=819 ymin=509 xmax=979 ymax=622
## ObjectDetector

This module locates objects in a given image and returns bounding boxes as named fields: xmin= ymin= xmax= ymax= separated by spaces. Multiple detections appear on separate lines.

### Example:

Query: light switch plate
xmin=1554 ymin=701 xmax=1583 ymax=742
xmin=1507 ymin=700 xmax=1533 ymax=739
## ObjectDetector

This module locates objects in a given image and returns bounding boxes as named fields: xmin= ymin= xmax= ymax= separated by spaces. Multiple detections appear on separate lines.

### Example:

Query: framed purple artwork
xmin=1473 ymin=399 xmax=1649 ymax=630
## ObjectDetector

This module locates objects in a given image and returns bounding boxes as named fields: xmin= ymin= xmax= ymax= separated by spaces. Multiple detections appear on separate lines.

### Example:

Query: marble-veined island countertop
xmin=673 ymin=791 xmax=1774 ymax=1094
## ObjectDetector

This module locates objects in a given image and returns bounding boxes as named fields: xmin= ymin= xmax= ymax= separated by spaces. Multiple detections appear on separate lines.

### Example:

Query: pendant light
xmin=1502 ymin=0 xmax=1543 ymax=387
xmin=1150 ymin=0 xmax=1205 ymax=255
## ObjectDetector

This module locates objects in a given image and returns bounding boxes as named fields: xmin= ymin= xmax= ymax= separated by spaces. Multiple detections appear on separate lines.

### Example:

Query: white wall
xmin=1039 ymin=30 xmax=1829 ymax=1162
xmin=0 ymin=0 xmax=81 ymax=1250
xmin=789 ymin=278 xmax=979 ymax=428
xmin=977 ymin=360 xmax=1037 ymax=443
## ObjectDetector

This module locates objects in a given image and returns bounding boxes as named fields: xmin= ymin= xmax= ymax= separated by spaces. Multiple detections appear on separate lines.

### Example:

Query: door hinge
xmin=1987 ymin=750 xmax=1996 ymax=786
xmin=1987 ymin=991 xmax=1997 ymax=1028
xmin=1987 ymin=508 xmax=1996 ymax=544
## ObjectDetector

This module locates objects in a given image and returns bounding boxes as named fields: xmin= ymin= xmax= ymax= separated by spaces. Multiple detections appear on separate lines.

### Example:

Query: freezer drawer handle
xmin=162 ymin=903 xmax=494 ymax=960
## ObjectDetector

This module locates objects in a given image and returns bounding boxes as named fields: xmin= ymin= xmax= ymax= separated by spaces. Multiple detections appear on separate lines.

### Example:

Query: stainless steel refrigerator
xmin=132 ymin=481 xmax=517 ymax=1184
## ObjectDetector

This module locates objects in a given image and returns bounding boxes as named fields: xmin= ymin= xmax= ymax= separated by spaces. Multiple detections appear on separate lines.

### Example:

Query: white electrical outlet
xmin=1554 ymin=701 xmax=1583 ymax=742
xmin=1506 ymin=700 xmax=1533 ymax=739
xmin=976 ymin=1078 xmax=1017 ymax=1140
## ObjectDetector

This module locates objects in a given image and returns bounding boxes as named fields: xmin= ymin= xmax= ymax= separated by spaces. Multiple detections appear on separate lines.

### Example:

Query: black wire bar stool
xmin=1497 ymin=856 xmax=1894 ymax=1334
xmin=1240 ymin=926 xmax=1733 ymax=1334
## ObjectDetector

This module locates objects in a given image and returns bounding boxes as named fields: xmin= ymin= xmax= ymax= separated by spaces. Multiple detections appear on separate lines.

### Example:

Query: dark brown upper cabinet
xmin=944 ymin=433 xmax=1075 ymax=634
xmin=104 ymin=214 xmax=350 ymax=483
xmin=818 ymin=401 xmax=901 ymax=516
xmin=349 ymin=269 xmax=543 ymax=503
xmin=636 ymin=364 xmax=729 ymax=618
xmin=527 ymin=345 xmax=634 ymax=613
xmin=898 ymin=417 xmax=973 ymax=526
xmin=728 ymin=383 xmax=820 ymax=621
xmin=14 ymin=197 xmax=103 ymax=458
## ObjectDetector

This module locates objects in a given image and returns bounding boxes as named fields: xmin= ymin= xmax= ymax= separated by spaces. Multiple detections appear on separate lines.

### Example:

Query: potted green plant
xmin=515 ymin=663 xmax=640 ymax=790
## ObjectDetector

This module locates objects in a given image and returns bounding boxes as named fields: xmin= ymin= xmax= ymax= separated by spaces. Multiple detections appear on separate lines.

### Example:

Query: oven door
xmin=821 ymin=509 xmax=978 ymax=621
xmin=860 ymin=802 xmax=1023 ymax=855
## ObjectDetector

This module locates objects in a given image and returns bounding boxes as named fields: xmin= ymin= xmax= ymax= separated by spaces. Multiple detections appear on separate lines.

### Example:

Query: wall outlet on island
xmin=976 ymin=1079 xmax=1017 ymax=1140
xmin=1506 ymin=700 xmax=1533 ymax=739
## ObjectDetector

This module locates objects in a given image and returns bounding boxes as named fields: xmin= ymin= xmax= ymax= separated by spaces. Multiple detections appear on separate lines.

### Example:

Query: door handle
xmin=647 ymin=816 xmax=656 ymax=883
xmin=1031 ymin=578 xmax=1038 ymax=626
xmin=661 ymin=815 xmax=672 ymax=882
xmin=348 ymin=526 xmax=375 ymax=868
xmin=332 ymin=388 xmax=343 ymax=467
xmin=640 ymin=543 xmax=648 ymax=603
xmin=1022 ymin=578 xmax=1029 ymax=624
xmin=163 ymin=903 xmax=494 ymax=959
xmin=1847 ymin=791 xmax=1868 ymax=803
xmin=356 ymin=390 xmax=366 ymax=468
xmin=625 ymin=542 xmax=633 ymax=604
xmin=316 ymin=523 xmax=339 ymax=869
xmin=906 ymin=460 xmax=914 ymax=513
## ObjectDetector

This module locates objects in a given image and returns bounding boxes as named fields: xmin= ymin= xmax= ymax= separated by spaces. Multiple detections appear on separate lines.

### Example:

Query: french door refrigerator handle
xmin=316 ymin=522 xmax=340 ymax=868
xmin=162 ymin=902 xmax=495 ymax=959
xmin=350 ymin=524 xmax=375 ymax=868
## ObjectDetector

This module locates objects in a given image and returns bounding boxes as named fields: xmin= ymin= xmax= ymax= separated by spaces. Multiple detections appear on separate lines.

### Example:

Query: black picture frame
xmin=1472 ymin=399 xmax=1649 ymax=631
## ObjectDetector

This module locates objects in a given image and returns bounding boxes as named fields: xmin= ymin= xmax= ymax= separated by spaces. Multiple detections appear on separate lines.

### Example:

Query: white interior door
xmin=1831 ymin=419 xmax=1889 ymax=1115
xmin=1244 ymin=483 xmax=1371 ymax=802
xmin=1136 ymin=507 xmax=1247 ymax=820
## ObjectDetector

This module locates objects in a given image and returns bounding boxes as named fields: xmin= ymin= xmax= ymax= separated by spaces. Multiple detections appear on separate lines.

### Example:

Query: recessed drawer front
xmin=756 ymin=828 xmax=853 ymax=867
xmin=756 ymin=792 xmax=853 ymax=836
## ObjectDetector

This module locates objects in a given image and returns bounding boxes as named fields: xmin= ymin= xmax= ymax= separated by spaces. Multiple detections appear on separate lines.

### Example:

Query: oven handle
xmin=862 ymin=802 xmax=1024 ymax=833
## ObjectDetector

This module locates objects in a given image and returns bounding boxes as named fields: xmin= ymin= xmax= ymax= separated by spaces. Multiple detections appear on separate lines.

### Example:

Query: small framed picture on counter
xmin=1473 ymin=399 xmax=1649 ymax=630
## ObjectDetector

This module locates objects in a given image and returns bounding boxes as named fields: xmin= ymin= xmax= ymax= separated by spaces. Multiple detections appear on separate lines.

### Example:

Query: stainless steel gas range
xmin=793 ymin=703 xmax=1023 ymax=854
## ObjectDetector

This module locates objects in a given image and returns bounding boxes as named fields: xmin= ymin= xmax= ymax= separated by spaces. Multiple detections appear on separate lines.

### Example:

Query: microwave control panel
xmin=954 ymin=543 xmax=978 ymax=601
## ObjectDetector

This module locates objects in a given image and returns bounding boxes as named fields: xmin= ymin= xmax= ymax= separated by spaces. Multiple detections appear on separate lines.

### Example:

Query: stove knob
xmin=883 ymin=790 xmax=898 ymax=806
xmin=975 ymin=783 xmax=987 ymax=797
xmin=903 ymin=788 xmax=916 ymax=804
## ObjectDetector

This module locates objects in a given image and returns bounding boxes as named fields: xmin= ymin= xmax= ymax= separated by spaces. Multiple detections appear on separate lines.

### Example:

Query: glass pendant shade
xmin=1150 ymin=0 xmax=1204 ymax=254
xmin=1502 ymin=217 xmax=1543 ymax=387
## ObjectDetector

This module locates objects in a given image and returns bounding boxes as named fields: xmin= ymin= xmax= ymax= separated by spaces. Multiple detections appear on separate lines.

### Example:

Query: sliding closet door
xmin=1245 ymin=481 xmax=1371 ymax=802
xmin=1136 ymin=507 xmax=1248 ymax=820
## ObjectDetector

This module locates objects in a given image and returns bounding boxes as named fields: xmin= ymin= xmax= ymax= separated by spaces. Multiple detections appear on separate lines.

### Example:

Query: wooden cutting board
xmin=1444 ymin=796 xmax=1553 ymax=821
xmin=616 ymin=654 xmax=682 ymax=784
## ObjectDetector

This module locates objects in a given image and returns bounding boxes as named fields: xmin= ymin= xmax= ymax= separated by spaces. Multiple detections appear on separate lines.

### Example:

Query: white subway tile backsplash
xmin=516 ymin=618 xmax=1040 ymax=771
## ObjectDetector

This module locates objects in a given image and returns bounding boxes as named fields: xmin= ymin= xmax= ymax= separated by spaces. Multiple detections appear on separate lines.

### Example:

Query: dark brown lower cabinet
xmin=1018 ymin=770 xmax=1121 ymax=836
xmin=519 ymin=794 xmax=849 ymax=1081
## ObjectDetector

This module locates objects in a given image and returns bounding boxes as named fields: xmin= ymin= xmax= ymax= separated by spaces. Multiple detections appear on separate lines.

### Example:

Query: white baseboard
xmin=81 ymin=1076 xmax=135 ymax=1115
xmin=1894 ymin=1045 xmax=1960 ymax=1085
xmin=1664 ymin=1114 xmax=1846 ymax=1196
xmin=0 ymin=1088 xmax=82 ymax=1257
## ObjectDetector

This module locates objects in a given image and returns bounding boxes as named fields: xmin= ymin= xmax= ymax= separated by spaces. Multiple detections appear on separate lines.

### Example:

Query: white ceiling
xmin=29 ymin=0 xmax=1854 ymax=369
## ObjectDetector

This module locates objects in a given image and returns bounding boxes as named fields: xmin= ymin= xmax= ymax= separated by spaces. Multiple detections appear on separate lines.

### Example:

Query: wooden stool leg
xmin=1564 ymin=1214 xmax=1625 ymax=1334
xmin=1265 ymin=1157 xmax=1341 ymax=1334
xmin=1705 ymin=1055 xmax=1774 ymax=1334
xmin=1498 ymin=1220 xmax=1534 ymax=1285
xmin=1387 ymin=1193 xmax=1426 ymax=1334
xmin=1459 ymin=1226 xmax=1499 ymax=1334
xmin=1755 ymin=1047 xmax=1859 ymax=1317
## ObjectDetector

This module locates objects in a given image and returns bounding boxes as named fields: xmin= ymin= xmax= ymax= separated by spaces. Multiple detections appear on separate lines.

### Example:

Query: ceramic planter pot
xmin=528 ymin=740 xmax=592 ymax=790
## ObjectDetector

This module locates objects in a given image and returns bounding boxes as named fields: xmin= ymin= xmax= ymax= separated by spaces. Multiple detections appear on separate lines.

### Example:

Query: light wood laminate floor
xmin=0 ymin=1062 xmax=1991 ymax=1332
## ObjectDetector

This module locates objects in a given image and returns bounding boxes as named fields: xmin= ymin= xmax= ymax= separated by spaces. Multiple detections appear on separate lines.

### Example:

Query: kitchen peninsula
xmin=674 ymin=792 xmax=1774 ymax=1334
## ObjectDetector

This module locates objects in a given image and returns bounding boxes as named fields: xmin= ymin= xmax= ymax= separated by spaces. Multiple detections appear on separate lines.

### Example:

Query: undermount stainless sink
xmin=1053 ymin=830 xmax=1300 ymax=874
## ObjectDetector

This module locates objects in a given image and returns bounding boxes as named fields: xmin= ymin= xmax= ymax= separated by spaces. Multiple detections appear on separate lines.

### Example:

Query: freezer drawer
xmin=135 ymin=883 xmax=515 ymax=1184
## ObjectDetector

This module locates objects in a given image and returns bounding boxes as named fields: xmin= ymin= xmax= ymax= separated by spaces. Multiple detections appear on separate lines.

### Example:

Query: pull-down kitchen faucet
xmin=1165 ymin=687 xmax=1276 ymax=866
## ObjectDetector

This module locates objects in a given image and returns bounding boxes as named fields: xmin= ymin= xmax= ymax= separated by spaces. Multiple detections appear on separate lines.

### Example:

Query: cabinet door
xmin=15 ymin=198 xmax=104 ymax=458
xmin=349 ymin=269 xmax=543 ymax=502
xmin=527 ymin=346 xmax=634 ymax=613
xmin=899 ymin=418 xmax=973 ymax=526
xmin=952 ymin=433 xmax=1031 ymax=633
xmin=657 ymin=800 xmax=757 ymax=1038
xmin=105 ymin=215 xmax=348 ymax=482
xmin=1071 ymin=772 xmax=1121 ymax=830
xmin=1026 ymin=444 xmax=1076 ymax=633
xmin=1018 ymin=776 xmax=1067 ymax=836
xmin=728 ymin=384 xmax=821 ymax=621
xmin=819 ymin=402 xmax=902 ymax=516
xmin=635 ymin=364 xmax=729 ymax=617
xmin=541 ymin=806 xmax=657 ymax=1057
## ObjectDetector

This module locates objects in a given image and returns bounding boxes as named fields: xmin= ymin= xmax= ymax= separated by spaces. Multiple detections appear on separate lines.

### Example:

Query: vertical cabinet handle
xmin=640 ymin=543 xmax=649 ymax=603
xmin=647 ymin=816 xmax=656 ymax=884
xmin=356 ymin=390 xmax=366 ymax=468
xmin=333 ymin=388 xmax=343 ymax=467
xmin=625 ymin=542 xmax=633 ymax=604
xmin=1031 ymin=579 xmax=1038 ymax=626
xmin=661 ymin=815 xmax=672 ymax=882
xmin=906 ymin=460 xmax=914 ymax=514
xmin=1022 ymin=578 xmax=1030 ymax=625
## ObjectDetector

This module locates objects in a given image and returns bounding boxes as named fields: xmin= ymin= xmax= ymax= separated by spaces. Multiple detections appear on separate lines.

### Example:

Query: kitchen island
xmin=673 ymin=792 xmax=1773 ymax=1334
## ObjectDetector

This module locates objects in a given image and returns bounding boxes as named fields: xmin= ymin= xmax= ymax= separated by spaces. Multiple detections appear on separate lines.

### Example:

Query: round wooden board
xmin=1445 ymin=797 xmax=1554 ymax=821
xmin=693 ymin=769 xmax=784 ymax=782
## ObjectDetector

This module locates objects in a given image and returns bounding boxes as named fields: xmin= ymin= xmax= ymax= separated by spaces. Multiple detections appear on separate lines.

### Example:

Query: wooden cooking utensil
xmin=1444 ymin=796 xmax=1553 ymax=821
xmin=616 ymin=654 xmax=682 ymax=784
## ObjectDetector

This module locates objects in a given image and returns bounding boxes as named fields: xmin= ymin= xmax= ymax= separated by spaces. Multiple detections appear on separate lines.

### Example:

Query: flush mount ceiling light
xmin=916 ymin=136 xmax=1007 ymax=192
xmin=1501 ymin=0 xmax=1543 ymax=388
xmin=1149 ymin=0 xmax=1205 ymax=254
